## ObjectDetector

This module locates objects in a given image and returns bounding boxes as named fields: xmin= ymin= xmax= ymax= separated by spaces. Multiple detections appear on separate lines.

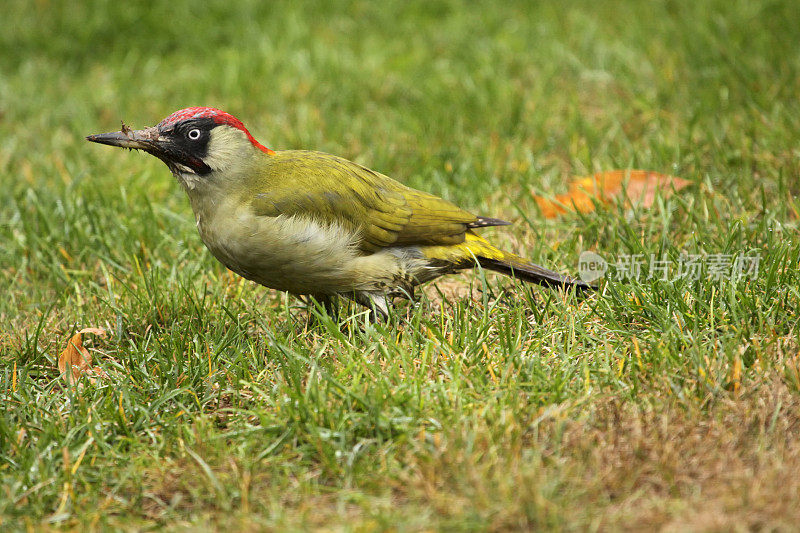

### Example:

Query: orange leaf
xmin=533 ymin=170 xmax=691 ymax=219
xmin=58 ymin=328 xmax=108 ymax=384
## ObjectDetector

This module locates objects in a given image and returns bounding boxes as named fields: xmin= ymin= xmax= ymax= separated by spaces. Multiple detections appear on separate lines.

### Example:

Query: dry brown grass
xmin=92 ymin=373 xmax=800 ymax=531
xmin=393 ymin=373 xmax=800 ymax=531
xmin=567 ymin=380 xmax=800 ymax=530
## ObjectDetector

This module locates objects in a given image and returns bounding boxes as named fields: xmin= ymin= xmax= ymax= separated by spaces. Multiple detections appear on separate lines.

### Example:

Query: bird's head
xmin=87 ymin=107 xmax=274 ymax=189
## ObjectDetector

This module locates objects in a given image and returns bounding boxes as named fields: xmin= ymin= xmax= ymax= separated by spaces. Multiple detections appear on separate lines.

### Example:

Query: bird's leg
xmin=349 ymin=292 xmax=390 ymax=323
xmin=395 ymin=285 xmax=416 ymax=303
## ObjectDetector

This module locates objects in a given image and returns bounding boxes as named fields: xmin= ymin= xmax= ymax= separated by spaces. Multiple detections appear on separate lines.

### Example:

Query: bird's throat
xmin=173 ymin=168 xmax=204 ymax=191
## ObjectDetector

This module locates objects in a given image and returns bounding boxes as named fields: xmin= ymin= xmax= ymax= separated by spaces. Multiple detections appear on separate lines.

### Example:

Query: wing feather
xmin=250 ymin=150 xmax=493 ymax=253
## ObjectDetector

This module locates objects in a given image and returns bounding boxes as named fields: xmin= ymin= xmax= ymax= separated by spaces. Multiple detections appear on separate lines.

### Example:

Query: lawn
xmin=2 ymin=0 xmax=800 ymax=530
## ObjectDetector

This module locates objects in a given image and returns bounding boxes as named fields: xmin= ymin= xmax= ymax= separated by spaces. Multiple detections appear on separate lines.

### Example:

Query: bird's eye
xmin=187 ymin=128 xmax=201 ymax=140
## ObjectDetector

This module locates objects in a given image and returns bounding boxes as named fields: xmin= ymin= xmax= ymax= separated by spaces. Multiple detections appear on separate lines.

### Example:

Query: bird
xmin=87 ymin=107 xmax=592 ymax=318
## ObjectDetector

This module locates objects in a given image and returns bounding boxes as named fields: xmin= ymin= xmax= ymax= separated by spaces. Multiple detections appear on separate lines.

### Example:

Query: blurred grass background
xmin=2 ymin=0 xmax=800 ymax=530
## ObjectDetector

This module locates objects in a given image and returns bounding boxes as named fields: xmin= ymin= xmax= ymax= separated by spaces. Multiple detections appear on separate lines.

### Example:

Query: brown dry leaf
xmin=534 ymin=170 xmax=691 ymax=219
xmin=58 ymin=328 xmax=109 ymax=384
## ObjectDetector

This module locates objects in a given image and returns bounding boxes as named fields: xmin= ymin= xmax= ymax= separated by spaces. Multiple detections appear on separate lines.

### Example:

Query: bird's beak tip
xmin=86 ymin=129 xmax=156 ymax=150
xmin=86 ymin=130 xmax=127 ymax=147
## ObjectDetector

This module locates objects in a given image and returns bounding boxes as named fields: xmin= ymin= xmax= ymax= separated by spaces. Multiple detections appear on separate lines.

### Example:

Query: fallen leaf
xmin=533 ymin=170 xmax=691 ymax=218
xmin=58 ymin=328 xmax=109 ymax=384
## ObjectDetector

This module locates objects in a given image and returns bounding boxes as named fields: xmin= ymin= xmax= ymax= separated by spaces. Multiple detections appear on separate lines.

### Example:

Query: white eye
xmin=187 ymin=128 xmax=201 ymax=140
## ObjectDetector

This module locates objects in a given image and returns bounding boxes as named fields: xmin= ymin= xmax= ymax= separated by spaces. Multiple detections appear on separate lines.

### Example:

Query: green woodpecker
xmin=87 ymin=107 xmax=591 ymax=316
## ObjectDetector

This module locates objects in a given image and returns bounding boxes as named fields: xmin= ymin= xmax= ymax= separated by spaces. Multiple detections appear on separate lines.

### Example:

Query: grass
xmin=2 ymin=0 xmax=800 ymax=529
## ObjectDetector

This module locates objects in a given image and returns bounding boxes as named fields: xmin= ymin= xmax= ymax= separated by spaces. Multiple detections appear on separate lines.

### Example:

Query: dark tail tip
xmin=469 ymin=216 xmax=513 ymax=228
xmin=477 ymin=257 xmax=596 ymax=292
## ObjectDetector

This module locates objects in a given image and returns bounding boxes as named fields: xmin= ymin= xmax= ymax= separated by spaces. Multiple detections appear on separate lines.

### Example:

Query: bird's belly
xmin=197 ymin=213 xmax=399 ymax=295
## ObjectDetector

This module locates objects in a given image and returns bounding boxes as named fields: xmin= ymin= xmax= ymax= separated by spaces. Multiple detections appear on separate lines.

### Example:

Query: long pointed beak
xmin=86 ymin=126 xmax=161 ymax=151
xmin=87 ymin=124 xmax=211 ymax=175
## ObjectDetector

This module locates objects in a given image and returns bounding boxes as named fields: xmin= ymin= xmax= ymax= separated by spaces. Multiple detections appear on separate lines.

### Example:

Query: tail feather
xmin=477 ymin=255 xmax=594 ymax=292
xmin=468 ymin=216 xmax=512 ymax=228
xmin=420 ymin=231 xmax=594 ymax=292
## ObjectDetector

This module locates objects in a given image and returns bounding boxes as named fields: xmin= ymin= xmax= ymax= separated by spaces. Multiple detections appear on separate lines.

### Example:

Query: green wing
xmin=249 ymin=151 xmax=481 ymax=253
